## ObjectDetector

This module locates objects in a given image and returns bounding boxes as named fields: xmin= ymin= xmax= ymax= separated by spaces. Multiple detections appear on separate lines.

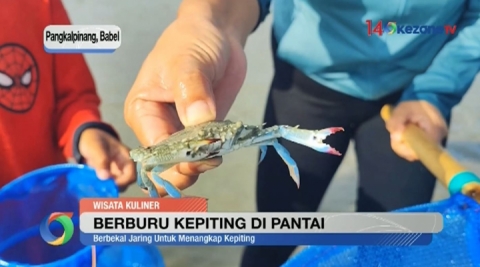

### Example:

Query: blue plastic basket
xmin=0 ymin=164 xmax=165 ymax=267
xmin=283 ymin=193 xmax=480 ymax=267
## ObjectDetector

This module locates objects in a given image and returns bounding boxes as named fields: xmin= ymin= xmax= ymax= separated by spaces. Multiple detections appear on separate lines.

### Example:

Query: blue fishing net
xmin=283 ymin=193 xmax=480 ymax=267
xmin=0 ymin=164 xmax=165 ymax=267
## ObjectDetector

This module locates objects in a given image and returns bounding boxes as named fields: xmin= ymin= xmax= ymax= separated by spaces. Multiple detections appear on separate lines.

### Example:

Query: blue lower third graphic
xmin=44 ymin=47 xmax=116 ymax=54
xmin=80 ymin=233 xmax=432 ymax=246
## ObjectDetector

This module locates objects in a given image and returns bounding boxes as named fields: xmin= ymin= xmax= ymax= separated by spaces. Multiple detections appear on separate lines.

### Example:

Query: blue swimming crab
xmin=130 ymin=120 xmax=343 ymax=198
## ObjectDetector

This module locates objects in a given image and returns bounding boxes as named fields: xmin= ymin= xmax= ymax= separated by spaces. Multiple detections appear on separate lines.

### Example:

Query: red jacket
xmin=0 ymin=0 xmax=115 ymax=186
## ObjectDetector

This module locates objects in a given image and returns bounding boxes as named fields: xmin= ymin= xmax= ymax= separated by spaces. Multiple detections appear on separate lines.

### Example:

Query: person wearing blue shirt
xmin=124 ymin=0 xmax=480 ymax=266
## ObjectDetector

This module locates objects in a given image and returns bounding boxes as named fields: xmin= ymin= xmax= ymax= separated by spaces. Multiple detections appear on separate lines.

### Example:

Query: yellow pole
xmin=380 ymin=105 xmax=480 ymax=203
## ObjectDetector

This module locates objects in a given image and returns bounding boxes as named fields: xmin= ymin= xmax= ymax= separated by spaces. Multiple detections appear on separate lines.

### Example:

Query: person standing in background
xmin=0 ymin=0 xmax=136 ymax=189
xmin=124 ymin=0 xmax=480 ymax=266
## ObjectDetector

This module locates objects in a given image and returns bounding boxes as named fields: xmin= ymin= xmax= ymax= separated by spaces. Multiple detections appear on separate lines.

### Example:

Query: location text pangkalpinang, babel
xmin=44 ymin=30 xmax=120 ymax=44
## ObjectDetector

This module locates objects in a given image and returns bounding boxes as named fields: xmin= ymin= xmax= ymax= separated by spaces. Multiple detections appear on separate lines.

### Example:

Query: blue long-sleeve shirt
xmin=256 ymin=0 xmax=480 ymax=120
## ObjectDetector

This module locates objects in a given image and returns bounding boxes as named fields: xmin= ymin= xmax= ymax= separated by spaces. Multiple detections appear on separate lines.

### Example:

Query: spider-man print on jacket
xmin=0 ymin=43 xmax=39 ymax=113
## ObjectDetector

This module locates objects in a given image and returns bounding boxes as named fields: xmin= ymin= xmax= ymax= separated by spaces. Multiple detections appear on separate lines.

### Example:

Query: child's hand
xmin=78 ymin=128 xmax=135 ymax=190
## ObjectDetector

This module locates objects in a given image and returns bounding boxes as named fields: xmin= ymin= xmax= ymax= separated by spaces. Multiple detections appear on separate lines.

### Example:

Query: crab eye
xmin=186 ymin=151 xmax=191 ymax=156
xmin=313 ymin=136 xmax=317 ymax=140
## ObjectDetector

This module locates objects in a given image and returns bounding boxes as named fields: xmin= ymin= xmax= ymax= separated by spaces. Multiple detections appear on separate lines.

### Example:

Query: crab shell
xmin=129 ymin=120 xmax=263 ymax=167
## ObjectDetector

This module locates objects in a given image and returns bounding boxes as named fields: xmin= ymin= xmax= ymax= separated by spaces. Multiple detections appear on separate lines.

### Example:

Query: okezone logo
xmin=39 ymin=212 xmax=74 ymax=246
xmin=366 ymin=20 xmax=457 ymax=36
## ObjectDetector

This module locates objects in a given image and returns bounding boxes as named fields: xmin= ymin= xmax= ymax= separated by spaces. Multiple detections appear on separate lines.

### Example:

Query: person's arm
xmin=399 ymin=0 xmax=480 ymax=120
xmin=50 ymin=0 xmax=118 ymax=162
xmin=176 ymin=0 xmax=271 ymax=46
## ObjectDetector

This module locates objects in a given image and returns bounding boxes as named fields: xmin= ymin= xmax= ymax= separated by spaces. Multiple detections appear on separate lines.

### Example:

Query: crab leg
xmin=136 ymin=162 xmax=146 ymax=189
xmin=259 ymin=140 xmax=300 ymax=187
xmin=259 ymin=146 xmax=268 ymax=163
xmin=243 ymin=137 xmax=301 ymax=188
xmin=151 ymin=165 xmax=183 ymax=198
xmin=272 ymin=141 xmax=301 ymax=187
xmin=137 ymin=162 xmax=183 ymax=198
xmin=136 ymin=162 xmax=160 ymax=197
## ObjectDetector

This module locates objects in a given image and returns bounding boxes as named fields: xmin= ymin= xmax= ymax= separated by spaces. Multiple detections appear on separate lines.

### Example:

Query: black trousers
xmin=240 ymin=33 xmax=438 ymax=267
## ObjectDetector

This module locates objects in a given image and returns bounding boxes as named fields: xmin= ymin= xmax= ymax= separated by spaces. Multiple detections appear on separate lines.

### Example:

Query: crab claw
xmin=310 ymin=127 xmax=344 ymax=156
xmin=279 ymin=126 xmax=344 ymax=156
xmin=308 ymin=141 xmax=342 ymax=156
xmin=323 ymin=146 xmax=342 ymax=156
xmin=316 ymin=127 xmax=344 ymax=139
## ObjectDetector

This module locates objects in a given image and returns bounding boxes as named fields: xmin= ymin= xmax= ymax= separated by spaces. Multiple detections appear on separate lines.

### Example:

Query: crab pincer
xmin=278 ymin=126 xmax=344 ymax=156
xmin=311 ymin=127 xmax=344 ymax=156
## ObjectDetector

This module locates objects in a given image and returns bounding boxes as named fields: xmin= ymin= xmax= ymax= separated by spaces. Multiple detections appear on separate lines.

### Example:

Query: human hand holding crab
xmin=124 ymin=5 xmax=343 ymax=198
xmin=124 ymin=10 xmax=252 ymax=196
